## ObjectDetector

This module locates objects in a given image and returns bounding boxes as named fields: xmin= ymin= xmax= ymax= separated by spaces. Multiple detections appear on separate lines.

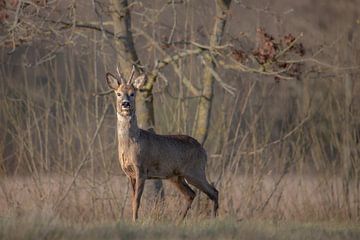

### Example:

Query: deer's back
xmin=135 ymin=129 xmax=207 ymax=179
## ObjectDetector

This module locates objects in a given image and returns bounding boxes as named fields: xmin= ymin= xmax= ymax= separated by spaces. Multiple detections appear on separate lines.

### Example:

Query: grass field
xmin=1 ymin=215 xmax=360 ymax=240
xmin=1 ymin=174 xmax=360 ymax=239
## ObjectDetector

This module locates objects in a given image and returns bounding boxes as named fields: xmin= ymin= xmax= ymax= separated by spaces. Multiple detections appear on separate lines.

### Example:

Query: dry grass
xmin=1 ymin=213 xmax=360 ymax=240
xmin=0 ymin=173 xmax=358 ymax=224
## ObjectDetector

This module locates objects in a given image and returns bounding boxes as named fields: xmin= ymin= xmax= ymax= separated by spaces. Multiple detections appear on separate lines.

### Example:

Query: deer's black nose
xmin=122 ymin=101 xmax=130 ymax=108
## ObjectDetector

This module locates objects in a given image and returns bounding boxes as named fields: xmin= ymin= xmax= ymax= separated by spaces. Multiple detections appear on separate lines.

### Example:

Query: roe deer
xmin=106 ymin=66 xmax=219 ymax=221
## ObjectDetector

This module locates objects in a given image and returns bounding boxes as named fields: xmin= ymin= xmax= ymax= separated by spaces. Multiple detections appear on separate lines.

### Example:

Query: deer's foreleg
xmin=132 ymin=170 xmax=145 ymax=222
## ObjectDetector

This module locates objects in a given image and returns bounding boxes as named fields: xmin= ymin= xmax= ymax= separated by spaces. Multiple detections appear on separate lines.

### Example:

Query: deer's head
xmin=106 ymin=66 xmax=146 ymax=117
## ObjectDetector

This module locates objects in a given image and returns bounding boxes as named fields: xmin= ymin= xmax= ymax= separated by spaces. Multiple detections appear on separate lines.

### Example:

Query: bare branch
xmin=134 ymin=27 xmax=202 ymax=96
xmin=274 ymin=32 xmax=303 ymax=60
xmin=218 ymin=58 xmax=295 ymax=80
xmin=48 ymin=20 xmax=116 ymax=37
xmin=201 ymin=57 xmax=236 ymax=96
xmin=92 ymin=90 xmax=113 ymax=97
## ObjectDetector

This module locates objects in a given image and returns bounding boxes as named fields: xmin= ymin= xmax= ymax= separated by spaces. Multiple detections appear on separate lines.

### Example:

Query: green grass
xmin=1 ymin=215 xmax=359 ymax=240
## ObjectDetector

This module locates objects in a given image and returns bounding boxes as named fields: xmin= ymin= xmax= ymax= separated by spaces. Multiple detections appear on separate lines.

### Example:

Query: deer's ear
xmin=133 ymin=75 xmax=147 ymax=89
xmin=106 ymin=73 xmax=120 ymax=90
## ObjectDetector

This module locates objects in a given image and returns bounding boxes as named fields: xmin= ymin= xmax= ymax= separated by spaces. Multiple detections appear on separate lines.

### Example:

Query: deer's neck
xmin=117 ymin=113 xmax=140 ymax=145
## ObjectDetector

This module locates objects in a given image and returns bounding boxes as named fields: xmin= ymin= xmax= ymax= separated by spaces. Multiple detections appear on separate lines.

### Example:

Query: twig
xmin=153 ymin=48 xmax=203 ymax=74
xmin=92 ymin=90 xmax=113 ymax=96
xmin=274 ymin=32 xmax=303 ymax=60
xmin=135 ymin=27 xmax=202 ymax=96
xmin=201 ymin=57 xmax=236 ymax=96
xmin=239 ymin=113 xmax=311 ymax=155
xmin=167 ymin=0 xmax=177 ymax=44
xmin=219 ymin=60 xmax=295 ymax=80
xmin=46 ymin=19 xmax=116 ymax=37
xmin=278 ymin=58 xmax=360 ymax=72
xmin=190 ymin=41 xmax=233 ymax=51
xmin=257 ymin=161 xmax=291 ymax=213
xmin=54 ymin=104 xmax=110 ymax=210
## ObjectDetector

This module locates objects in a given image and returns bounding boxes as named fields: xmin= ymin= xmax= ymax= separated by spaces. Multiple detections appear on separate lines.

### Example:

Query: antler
xmin=116 ymin=65 xmax=125 ymax=85
xmin=128 ymin=65 xmax=136 ymax=84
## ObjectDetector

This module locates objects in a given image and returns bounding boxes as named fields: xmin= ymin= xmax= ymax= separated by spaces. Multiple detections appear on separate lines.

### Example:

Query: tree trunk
xmin=109 ymin=0 xmax=163 ymax=200
xmin=110 ymin=0 xmax=139 ymax=71
xmin=193 ymin=0 xmax=232 ymax=145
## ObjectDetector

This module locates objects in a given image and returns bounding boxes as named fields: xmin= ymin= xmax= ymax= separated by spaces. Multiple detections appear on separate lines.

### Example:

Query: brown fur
xmin=106 ymin=70 xmax=219 ymax=221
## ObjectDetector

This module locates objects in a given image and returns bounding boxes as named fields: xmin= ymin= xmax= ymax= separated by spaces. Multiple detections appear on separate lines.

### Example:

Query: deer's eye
xmin=117 ymin=93 xmax=121 ymax=97
xmin=129 ymin=93 xmax=135 ymax=97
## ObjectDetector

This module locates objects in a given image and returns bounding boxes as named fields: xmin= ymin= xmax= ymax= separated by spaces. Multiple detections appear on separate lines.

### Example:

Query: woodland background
xmin=0 ymin=0 xmax=360 ymax=239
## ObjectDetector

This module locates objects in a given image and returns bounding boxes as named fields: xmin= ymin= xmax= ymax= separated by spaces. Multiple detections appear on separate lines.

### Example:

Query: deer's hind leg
xmin=184 ymin=174 xmax=219 ymax=217
xmin=169 ymin=176 xmax=196 ymax=220
xmin=129 ymin=177 xmax=136 ymax=198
